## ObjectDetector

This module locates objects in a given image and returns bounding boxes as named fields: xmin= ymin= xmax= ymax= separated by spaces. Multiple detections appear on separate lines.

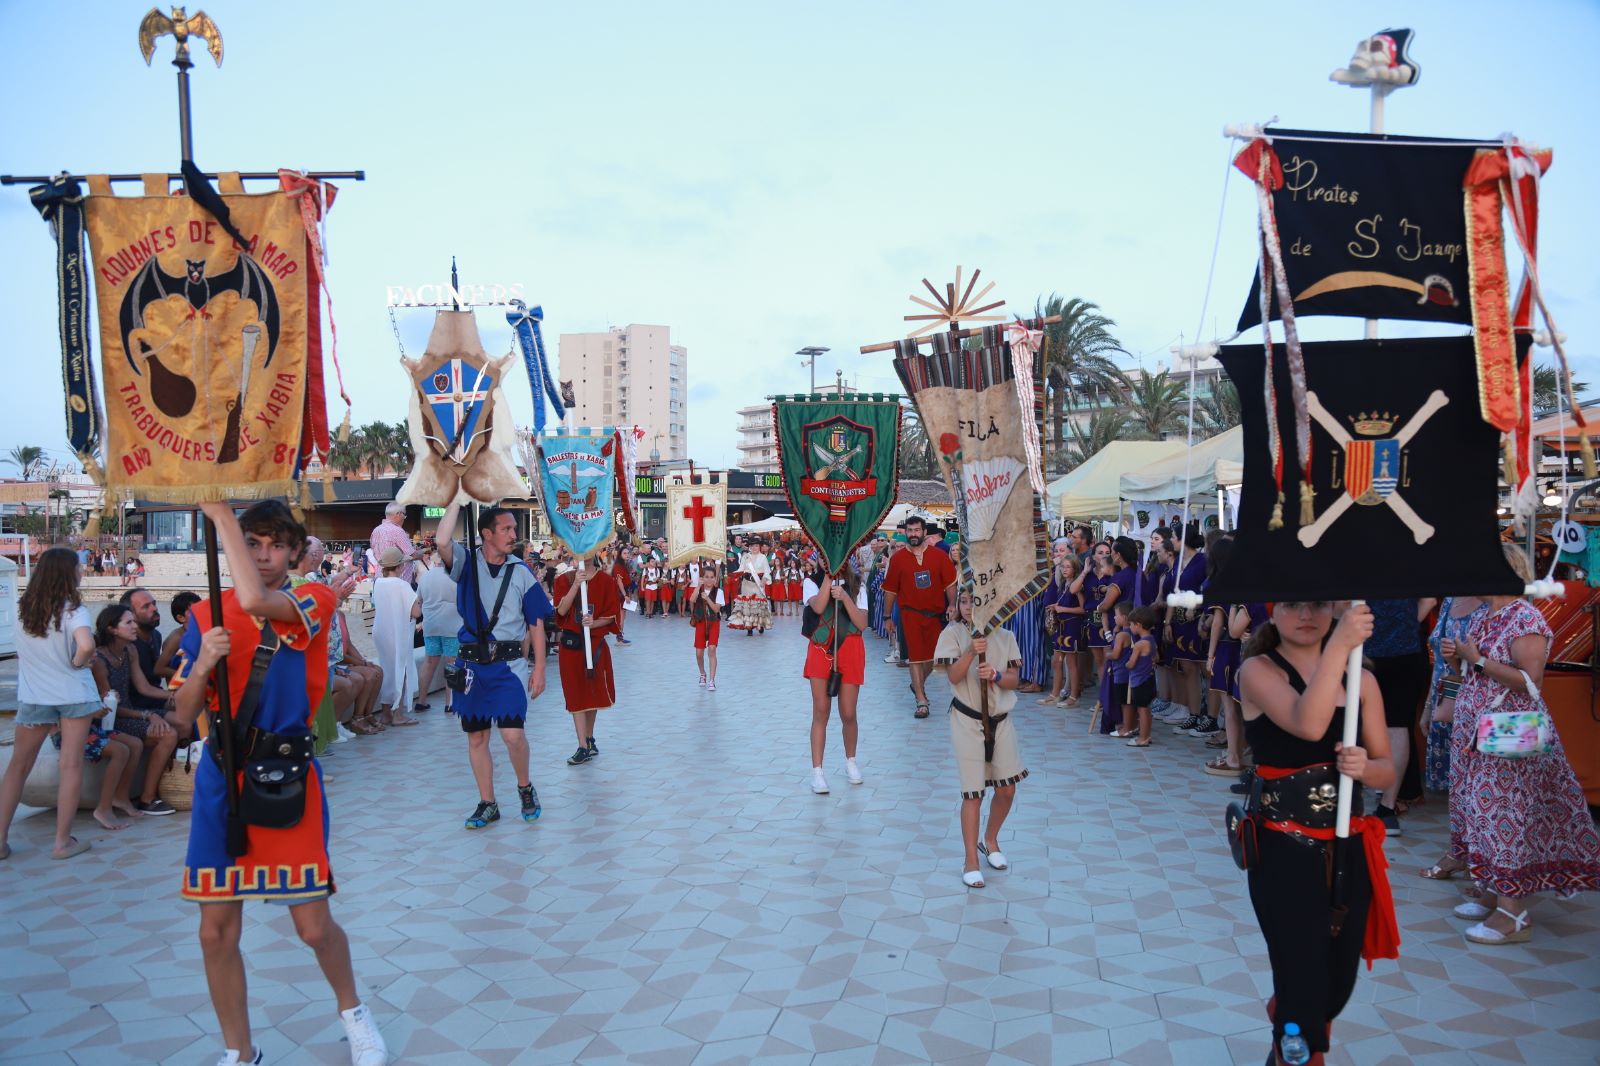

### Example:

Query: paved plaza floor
xmin=3 ymin=612 xmax=1598 ymax=1065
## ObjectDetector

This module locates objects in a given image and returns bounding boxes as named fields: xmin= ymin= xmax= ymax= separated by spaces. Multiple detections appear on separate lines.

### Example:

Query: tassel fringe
xmin=1503 ymin=436 xmax=1518 ymax=486
xmin=1581 ymin=433 xmax=1597 ymax=480
xmin=1299 ymin=481 xmax=1315 ymax=526
xmin=1268 ymin=491 xmax=1285 ymax=531
xmin=337 ymin=410 xmax=351 ymax=443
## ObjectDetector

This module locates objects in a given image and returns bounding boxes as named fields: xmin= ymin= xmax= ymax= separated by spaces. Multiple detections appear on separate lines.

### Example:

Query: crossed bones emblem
xmin=1298 ymin=389 xmax=1449 ymax=548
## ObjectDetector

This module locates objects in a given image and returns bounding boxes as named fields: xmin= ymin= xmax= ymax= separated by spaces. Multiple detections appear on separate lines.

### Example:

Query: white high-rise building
xmin=734 ymin=383 xmax=858 ymax=473
xmin=557 ymin=324 xmax=687 ymax=460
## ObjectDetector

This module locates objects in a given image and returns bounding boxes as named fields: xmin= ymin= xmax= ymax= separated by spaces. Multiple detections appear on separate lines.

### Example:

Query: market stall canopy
xmin=877 ymin=501 xmax=952 ymax=529
xmin=1049 ymin=440 xmax=1184 ymax=518
xmin=728 ymin=515 xmax=800 ymax=534
xmin=1118 ymin=426 xmax=1244 ymax=502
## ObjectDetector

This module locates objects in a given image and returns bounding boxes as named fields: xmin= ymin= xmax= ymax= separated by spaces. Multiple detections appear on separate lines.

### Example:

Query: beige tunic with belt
xmin=935 ymin=624 xmax=1027 ymax=798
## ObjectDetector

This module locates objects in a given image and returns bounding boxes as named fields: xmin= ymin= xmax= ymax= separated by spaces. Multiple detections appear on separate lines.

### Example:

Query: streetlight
xmin=797 ymin=346 xmax=830 ymax=393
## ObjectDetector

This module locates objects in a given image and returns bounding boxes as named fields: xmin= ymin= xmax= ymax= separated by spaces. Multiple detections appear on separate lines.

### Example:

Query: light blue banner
xmin=539 ymin=431 xmax=617 ymax=559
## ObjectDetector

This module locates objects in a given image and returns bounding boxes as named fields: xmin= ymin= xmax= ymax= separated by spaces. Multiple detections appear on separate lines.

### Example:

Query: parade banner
xmin=1234 ymin=130 xmax=1484 ymax=332
xmin=666 ymin=481 xmax=727 ymax=568
xmin=1206 ymin=335 xmax=1524 ymax=603
xmin=538 ymin=430 xmax=620 ymax=561
xmin=506 ymin=300 xmax=565 ymax=434
xmin=892 ymin=324 xmax=1049 ymax=634
xmin=83 ymin=177 xmax=317 ymax=501
xmin=396 ymin=310 xmax=524 ymax=506
xmin=774 ymin=396 xmax=900 ymax=576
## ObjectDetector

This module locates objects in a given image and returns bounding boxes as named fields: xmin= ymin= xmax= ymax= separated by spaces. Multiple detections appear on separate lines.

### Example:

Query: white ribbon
xmin=1006 ymin=323 xmax=1049 ymax=499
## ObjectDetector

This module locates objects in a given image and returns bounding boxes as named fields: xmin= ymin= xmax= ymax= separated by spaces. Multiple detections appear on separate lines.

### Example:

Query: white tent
xmin=1048 ymin=440 xmax=1185 ymax=518
xmin=728 ymin=515 xmax=800 ymax=534
xmin=1117 ymin=426 xmax=1244 ymax=501
xmin=877 ymin=502 xmax=949 ymax=529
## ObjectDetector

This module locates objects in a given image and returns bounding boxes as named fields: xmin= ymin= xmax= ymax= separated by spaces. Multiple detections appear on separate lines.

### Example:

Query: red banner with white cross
xmin=665 ymin=481 xmax=727 ymax=568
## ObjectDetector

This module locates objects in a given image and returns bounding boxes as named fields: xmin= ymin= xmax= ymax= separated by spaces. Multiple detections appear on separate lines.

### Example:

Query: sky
xmin=2 ymin=0 xmax=1597 ymax=473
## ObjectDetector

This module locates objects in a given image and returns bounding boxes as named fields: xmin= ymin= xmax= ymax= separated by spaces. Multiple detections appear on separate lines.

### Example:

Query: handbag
xmin=1223 ymin=801 xmax=1260 ymax=870
xmin=238 ymin=733 xmax=316 ymax=829
xmin=1474 ymin=668 xmax=1555 ymax=758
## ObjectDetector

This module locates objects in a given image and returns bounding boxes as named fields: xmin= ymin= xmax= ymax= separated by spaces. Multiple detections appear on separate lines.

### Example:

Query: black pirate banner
xmin=1235 ymin=130 xmax=1484 ymax=332
xmin=774 ymin=397 xmax=900 ymax=575
xmin=1205 ymin=335 xmax=1525 ymax=603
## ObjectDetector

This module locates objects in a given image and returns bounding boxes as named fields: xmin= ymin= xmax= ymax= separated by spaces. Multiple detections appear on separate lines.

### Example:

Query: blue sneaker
xmin=518 ymin=784 xmax=541 ymax=822
xmin=616 ymin=636 xmax=632 ymax=645
xmin=465 ymin=801 xmax=500 ymax=830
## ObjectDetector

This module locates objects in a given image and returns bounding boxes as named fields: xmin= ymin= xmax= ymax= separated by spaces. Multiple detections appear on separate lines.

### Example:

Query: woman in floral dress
xmin=1440 ymin=546 xmax=1600 ymax=944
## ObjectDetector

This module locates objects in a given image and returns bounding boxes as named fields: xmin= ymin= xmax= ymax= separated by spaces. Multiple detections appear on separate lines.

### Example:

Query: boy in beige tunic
xmin=936 ymin=592 xmax=1027 ymax=889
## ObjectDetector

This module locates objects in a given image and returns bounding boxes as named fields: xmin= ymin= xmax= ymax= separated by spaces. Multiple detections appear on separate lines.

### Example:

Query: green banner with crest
xmin=773 ymin=396 xmax=901 ymax=576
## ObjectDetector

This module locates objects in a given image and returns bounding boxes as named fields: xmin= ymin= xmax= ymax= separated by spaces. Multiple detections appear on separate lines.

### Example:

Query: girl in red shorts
xmin=688 ymin=567 xmax=725 ymax=690
xmin=801 ymin=567 xmax=869 ymax=795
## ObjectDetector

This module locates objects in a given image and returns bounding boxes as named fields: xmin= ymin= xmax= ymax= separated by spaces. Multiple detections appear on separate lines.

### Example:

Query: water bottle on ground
xmin=1278 ymin=1022 xmax=1311 ymax=1065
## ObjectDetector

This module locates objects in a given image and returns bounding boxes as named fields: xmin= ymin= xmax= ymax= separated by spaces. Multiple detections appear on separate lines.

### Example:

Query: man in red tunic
xmin=881 ymin=515 xmax=957 ymax=718
xmin=552 ymin=563 xmax=622 ymax=765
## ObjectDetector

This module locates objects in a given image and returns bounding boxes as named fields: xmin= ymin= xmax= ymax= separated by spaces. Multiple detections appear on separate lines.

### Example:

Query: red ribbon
xmin=1255 ymin=763 xmax=1400 ymax=968
xmin=277 ymin=170 xmax=348 ymax=466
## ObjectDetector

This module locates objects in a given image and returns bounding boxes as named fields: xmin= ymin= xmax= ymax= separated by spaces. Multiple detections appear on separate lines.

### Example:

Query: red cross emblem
xmin=682 ymin=494 xmax=715 ymax=542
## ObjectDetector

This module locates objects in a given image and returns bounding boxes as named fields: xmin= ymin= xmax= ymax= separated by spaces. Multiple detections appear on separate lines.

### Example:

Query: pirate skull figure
xmin=1330 ymin=27 xmax=1420 ymax=87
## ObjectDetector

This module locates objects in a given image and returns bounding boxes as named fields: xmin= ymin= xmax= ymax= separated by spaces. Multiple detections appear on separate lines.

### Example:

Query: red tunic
xmin=553 ymin=570 xmax=620 ymax=713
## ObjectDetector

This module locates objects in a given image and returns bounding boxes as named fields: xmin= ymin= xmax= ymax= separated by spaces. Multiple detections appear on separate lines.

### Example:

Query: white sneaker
xmin=883 ymin=652 xmax=899 ymax=664
xmin=215 ymin=1049 xmax=263 ymax=1066
xmin=810 ymin=768 xmax=830 ymax=794
xmin=697 ymin=674 xmax=706 ymax=687
xmin=335 ymin=725 xmax=356 ymax=743
xmin=845 ymin=758 xmax=863 ymax=785
xmin=340 ymin=1003 xmax=388 ymax=1066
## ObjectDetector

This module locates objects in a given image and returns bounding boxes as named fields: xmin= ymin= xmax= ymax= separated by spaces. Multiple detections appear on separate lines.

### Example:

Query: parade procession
xmin=3 ymin=5 xmax=1600 ymax=1065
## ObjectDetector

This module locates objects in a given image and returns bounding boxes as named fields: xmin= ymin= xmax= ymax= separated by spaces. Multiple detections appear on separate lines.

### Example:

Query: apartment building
xmin=734 ymin=383 xmax=857 ymax=473
xmin=557 ymin=324 xmax=687 ymax=460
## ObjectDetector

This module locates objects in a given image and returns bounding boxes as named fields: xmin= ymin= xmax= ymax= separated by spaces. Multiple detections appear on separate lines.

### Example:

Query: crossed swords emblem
xmin=811 ymin=440 xmax=864 ymax=478
xmin=1298 ymin=389 xmax=1448 ymax=548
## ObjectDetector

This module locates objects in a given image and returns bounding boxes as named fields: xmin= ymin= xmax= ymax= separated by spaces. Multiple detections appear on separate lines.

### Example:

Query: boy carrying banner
xmin=173 ymin=500 xmax=387 ymax=1066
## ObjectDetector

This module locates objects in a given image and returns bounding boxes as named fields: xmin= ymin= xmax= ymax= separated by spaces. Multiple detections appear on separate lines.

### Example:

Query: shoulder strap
xmin=227 ymin=621 xmax=281 ymax=746
xmin=483 ymin=560 xmax=519 ymax=635
xmin=1264 ymin=648 xmax=1308 ymax=694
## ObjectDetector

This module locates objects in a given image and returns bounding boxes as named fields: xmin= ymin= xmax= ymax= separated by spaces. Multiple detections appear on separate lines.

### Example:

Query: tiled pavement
xmin=2 ymin=613 xmax=1598 ymax=1065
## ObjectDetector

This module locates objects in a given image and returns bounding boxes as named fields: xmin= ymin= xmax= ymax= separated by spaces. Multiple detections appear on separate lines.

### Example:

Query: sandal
xmin=51 ymin=836 xmax=91 ymax=860
xmin=1420 ymin=857 xmax=1465 ymax=881
xmin=1465 ymin=907 xmax=1532 ymax=945
xmin=1126 ymin=738 xmax=1152 ymax=748
xmin=978 ymin=842 xmax=1008 ymax=870
xmin=387 ymin=714 xmax=421 ymax=727
xmin=962 ymin=869 xmax=985 ymax=889
xmin=1203 ymin=755 xmax=1242 ymax=777
xmin=914 ymin=703 xmax=930 ymax=719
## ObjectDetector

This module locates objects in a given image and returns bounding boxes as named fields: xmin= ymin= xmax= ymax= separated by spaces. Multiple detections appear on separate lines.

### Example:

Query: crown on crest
xmin=1349 ymin=411 xmax=1397 ymax=436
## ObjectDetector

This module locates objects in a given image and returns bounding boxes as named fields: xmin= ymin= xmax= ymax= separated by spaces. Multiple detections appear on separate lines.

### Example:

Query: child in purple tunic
xmin=1102 ymin=603 xmax=1134 ymax=736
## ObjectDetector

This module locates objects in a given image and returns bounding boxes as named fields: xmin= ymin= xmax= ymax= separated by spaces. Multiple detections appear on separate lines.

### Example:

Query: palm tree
xmin=1064 ymin=410 xmax=1130 ymax=470
xmin=1126 ymin=370 xmax=1189 ymax=440
xmin=5 ymin=445 xmax=45 ymax=480
xmin=1533 ymin=363 xmax=1590 ymax=416
xmin=327 ymin=433 xmax=365 ymax=479
xmin=1194 ymin=379 xmax=1242 ymax=438
xmin=898 ymin=404 xmax=936 ymax=480
xmin=1033 ymin=295 xmax=1130 ymax=470
xmin=386 ymin=420 xmax=414 ymax=475
xmin=356 ymin=421 xmax=395 ymax=478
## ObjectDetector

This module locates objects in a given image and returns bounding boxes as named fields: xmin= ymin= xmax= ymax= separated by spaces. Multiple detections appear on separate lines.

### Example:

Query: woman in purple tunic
xmin=1202 ymin=537 xmax=1247 ymax=776
xmin=1140 ymin=528 xmax=1173 ymax=709
xmin=1043 ymin=552 xmax=1086 ymax=706
xmin=1163 ymin=525 xmax=1208 ymax=733
xmin=1081 ymin=542 xmax=1113 ymax=703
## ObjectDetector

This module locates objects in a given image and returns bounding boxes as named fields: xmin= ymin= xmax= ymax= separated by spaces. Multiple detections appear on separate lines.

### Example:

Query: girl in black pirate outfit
xmin=1236 ymin=602 xmax=1400 ymax=1066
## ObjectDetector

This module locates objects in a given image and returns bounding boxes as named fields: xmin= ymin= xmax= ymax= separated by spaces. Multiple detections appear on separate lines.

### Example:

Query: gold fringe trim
xmin=1299 ymin=481 xmax=1315 ymax=526
xmin=106 ymin=479 xmax=299 ymax=505
xmin=1268 ymin=490 xmax=1285 ymax=531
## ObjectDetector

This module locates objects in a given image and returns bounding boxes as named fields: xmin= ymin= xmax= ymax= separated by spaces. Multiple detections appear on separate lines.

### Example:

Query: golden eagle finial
xmin=138 ymin=6 xmax=224 ymax=67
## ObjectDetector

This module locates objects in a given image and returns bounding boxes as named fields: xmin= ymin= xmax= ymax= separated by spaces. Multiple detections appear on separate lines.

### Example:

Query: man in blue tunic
xmin=436 ymin=501 xmax=554 ymax=829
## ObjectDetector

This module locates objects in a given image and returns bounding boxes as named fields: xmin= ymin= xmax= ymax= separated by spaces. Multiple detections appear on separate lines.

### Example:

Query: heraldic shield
xmin=775 ymin=398 xmax=900 ymax=575
xmin=1204 ymin=334 xmax=1525 ymax=603
xmin=397 ymin=310 xmax=525 ymax=507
